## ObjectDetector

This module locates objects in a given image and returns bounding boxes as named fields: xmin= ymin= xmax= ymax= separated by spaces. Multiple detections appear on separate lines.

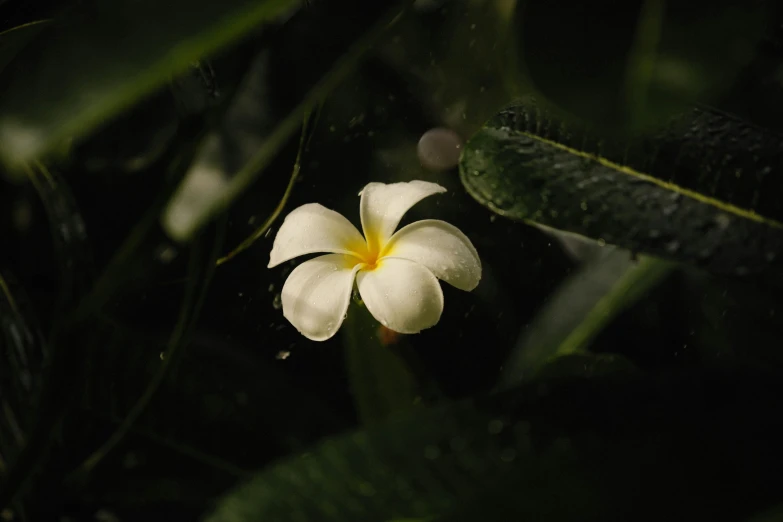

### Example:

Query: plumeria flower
xmin=268 ymin=180 xmax=482 ymax=341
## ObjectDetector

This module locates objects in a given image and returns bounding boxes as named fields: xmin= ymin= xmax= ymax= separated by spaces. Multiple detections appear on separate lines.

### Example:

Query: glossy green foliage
xmin=460 ymin=101 xmax=783 ymax=283
xmin=1 ymin=0 xmax=783 ymax=520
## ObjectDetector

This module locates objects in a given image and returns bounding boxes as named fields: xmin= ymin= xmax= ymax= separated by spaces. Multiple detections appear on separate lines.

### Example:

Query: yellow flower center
xmin=346 ymin=231 xmax=391 ymax=272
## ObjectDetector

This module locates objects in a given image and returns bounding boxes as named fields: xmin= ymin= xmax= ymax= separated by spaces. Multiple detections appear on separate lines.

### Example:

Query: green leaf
xmin=161 ymin=3 xmax=409 ymax=241
xmin=343 ymin=301 xmax=420 ymax=425
xmin=0 ymin=0 xmax=299 ymax=170
xmin=67 ymin=216 xmax=227 ymax=484
xmin=498 ymin=248 xmax=670 ymax=388
xmin=206 ymin=369 xmax=783 ymax=521
xmin=515 ymin=0 xmax=769 ymax=131
xmin=460 ymin=101 xmax=783 ymax=283
xmin=76 ymin=315 xmax=347 ymax=479
xmin=0 ymin=20 xmax=49 ymax=77
xmin=26 ymin=165 xmax=94 ymax=314
xmin=745 ymin=504 xmax=783 ymax=522
xmin=0 ymin=272 xmax=47 ymax=478
xmin=0 ymin=166 xmax=94 ymax=505
xmin=530 ymin=352 xmax=639 ymax=383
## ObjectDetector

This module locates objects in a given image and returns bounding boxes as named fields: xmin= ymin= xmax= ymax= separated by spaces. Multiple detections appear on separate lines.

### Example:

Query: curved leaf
xmin=68 ymin=216 xmax=226 ymax=483
xmin=460 ymin=101 xmax=783 ymax=282
xmin=498 ymin=249 xmax=671 ymax=388
xmin=26 ymin=164 xmax=93 ymax=313
xmin=161 ymin=2 xmax=410 ymax=241
xmin=78 ymin=324 xmax=347 ymax=473
xmin=0 ymin=0 xmax=300 ymax=170
xmin=0 ymin=166 xmax=93 ymax=505
xmin=0 ymin=20 xmax=49 ymax=78
xmin=206 ymin=369 xmax=783 ymax=521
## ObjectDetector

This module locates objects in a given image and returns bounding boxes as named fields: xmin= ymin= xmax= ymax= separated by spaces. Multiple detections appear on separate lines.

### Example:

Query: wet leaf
xmin=498 ymin=248 xmax=670 ymax=388
xmin=0 ymin=0 xmax=300 ymax=171
xmin=460 ymin=101 xmax=783 ymax=283
xmin=206 ymin=369 xmax=783 ymax=521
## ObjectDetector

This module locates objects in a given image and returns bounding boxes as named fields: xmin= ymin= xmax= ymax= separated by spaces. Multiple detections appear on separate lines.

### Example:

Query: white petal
xmin=356 ymin=258 xmax=443 ymax=334
xmin=359 ymin=180 xmax=446 ymax=251
xmin=268 ymin=203 xmax=366 ymax=268
xmin=383 ymin=219 xmax=481 ymax=291
xmin=281 ymin=254 xmax=362 ymax=341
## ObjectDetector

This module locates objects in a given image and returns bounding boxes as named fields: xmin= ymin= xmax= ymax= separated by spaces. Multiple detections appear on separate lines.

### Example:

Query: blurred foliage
xmin=0 ymin=0 xmax=782 ymax=520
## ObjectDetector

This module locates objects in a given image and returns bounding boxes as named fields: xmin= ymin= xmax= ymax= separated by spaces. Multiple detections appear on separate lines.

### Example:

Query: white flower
xmin=268 ymin=180 xmax=482 ymax=341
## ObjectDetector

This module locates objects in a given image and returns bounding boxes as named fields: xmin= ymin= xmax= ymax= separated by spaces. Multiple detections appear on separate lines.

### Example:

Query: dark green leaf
xmin=498 ymin=248 xmax=670 ymax=388
xmin=0 ymin=20 xmax=48 ymax=77
xmin=206 ymin=369 xmax=783 ymax=521
xmin=161 ymin=2 xmax=409 ymax=240
xmin=515 ymin=0 xmax=769 ymax=131
xmin=67 ymin=217 xmax=226 ymax=483
xmin=531 ymin=352 xmax=640 ymax=382
xmin=343 ymin=301 xmax=420 ymax=425
xmin=0 ymin=272 xmax=47 ymax=477
xmin=0 ymin=166 xmax=93 ymax=505
xmin=77 ymin=321 xmax=346 ymax=475
xmin=745 ymin=504 xmax=783 ymax=522
xmin=26 ymin=165 xmax=94 ymax=312
xmin=460 ymin=101 xmax=783 ymax=283
xmin=0 ymin=0 xmax=299 ymax=170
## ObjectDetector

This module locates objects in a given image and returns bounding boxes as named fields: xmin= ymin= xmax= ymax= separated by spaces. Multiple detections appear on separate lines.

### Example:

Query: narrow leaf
xmin=0 ymin=0 xmax=299 ymax=169
xmin=161 ymin=3 xmax=408 ymax=241
xmin=460 ymin=101 xmax=783 ymax=282
xmin=498 ymin=249 xmax=671 ymax=388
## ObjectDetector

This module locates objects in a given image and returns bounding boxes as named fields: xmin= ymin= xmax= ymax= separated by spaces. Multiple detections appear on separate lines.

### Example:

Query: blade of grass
xmin=216 ymin=107 xmax=319 ymax=266
xmin=498 ymin=250 xmax=673 ymax=389
xmin=65 ymin=215 xmax=227 ymax=484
